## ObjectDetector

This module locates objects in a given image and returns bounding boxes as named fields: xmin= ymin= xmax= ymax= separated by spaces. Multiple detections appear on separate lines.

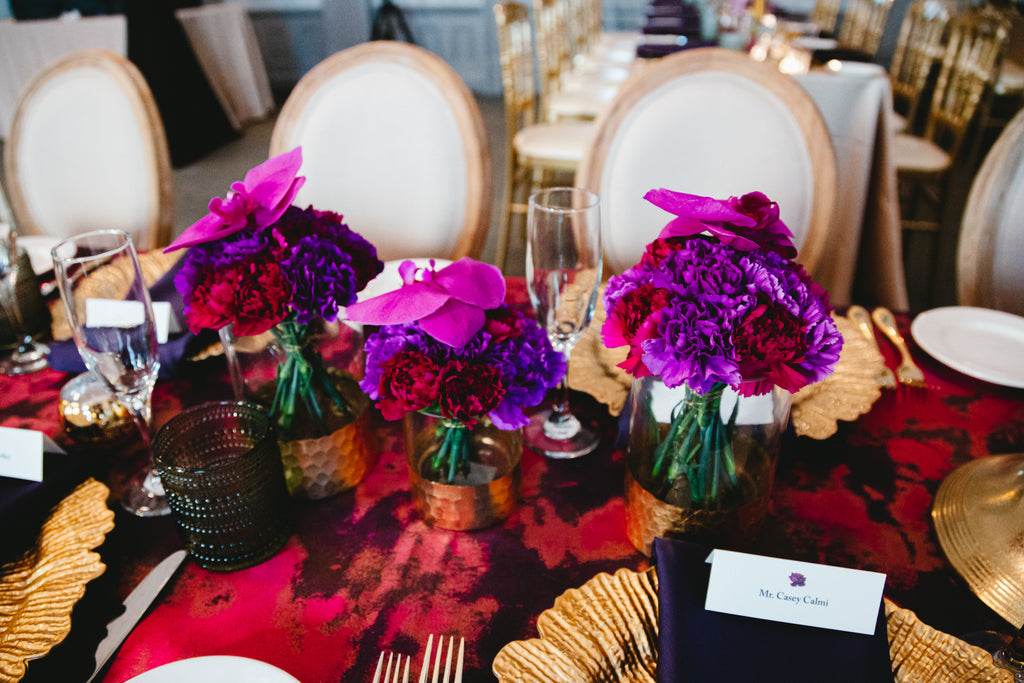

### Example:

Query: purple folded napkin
xmin=636 ymin=37 xmax=715 ymax=59
xmin=47 ymin=256 xmax=215 ymax=380
xmin=642 ymin=18 xmax=702 ymax=35
xmin=653 ymin=537 xmax=892 ymax=683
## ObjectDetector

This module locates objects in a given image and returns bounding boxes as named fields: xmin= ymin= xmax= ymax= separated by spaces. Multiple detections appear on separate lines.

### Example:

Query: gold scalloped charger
xmin=0 ymin=479 xmax=115 ymax=682
xmin=492 ymin=567 xmax=1013 ymax=682
xmin=569 ymin=303 xmax=884 ymax=438
xmin=791 ymin=313 xmax=885 ymax=439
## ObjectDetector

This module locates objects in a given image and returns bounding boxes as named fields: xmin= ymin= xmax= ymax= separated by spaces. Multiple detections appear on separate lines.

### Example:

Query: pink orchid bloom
xmin=346 ymin=258 xmax=506 ymax=348
xmin=164 ymin=147 xmax=306 ymax=252
xmin=644 ymin=188 xmax=796 ymax=257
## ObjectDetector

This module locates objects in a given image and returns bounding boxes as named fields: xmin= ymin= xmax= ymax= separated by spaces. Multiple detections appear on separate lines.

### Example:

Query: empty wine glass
xmin=525 ymin=187 xmax=602 ymax=459
xmin=0 ymin=224 xmax=48 ymax=374
xmin=52 ymin=230 xmax=169 ymax=517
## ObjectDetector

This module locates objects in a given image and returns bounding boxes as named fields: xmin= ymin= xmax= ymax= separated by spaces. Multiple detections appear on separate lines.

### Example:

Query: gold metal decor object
xmin=847 ymin=305 xmax=898 ymax=389
xmin=790 ymin=313 xmax=885 ymax=439
xmin=404 ymin=415 xmax=522 ymax=531
xmin=0 ymin=479 xmax=115 ymax=682
xmin=872 ymin=306 xmax=927 ymax=388
xmin=932 ymin=453 xmax=1024 ymax=629
xmin=58 ymin=372 xmax=135 ymax=446
xmin=492 ymin=567 xmax=1013 ymax=682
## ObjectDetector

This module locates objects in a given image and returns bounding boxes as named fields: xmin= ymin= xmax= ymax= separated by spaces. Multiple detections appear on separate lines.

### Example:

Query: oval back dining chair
xmin=957 ymin=106 xmax=1024 ymax=316
xmin=269 ymin=41 xmax=492 ymax=263
xmin=576 ymin=47 xmax=836 ymax=278
xmin=3 ymin=48 xmax=173 ymax=252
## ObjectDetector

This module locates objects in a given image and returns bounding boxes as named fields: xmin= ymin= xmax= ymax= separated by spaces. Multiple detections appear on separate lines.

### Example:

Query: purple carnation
xmin=362 ymin=305 xmax=564 ymax=429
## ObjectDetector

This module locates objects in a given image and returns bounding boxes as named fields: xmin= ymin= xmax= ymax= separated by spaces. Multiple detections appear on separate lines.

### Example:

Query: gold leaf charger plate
xmin=492 ymin=567 xmax=1013 ymax=682
xmin=568 ymin=300 xmax=884 ymax=439
xmin=0 ymin=479 xmax=115 ymax=682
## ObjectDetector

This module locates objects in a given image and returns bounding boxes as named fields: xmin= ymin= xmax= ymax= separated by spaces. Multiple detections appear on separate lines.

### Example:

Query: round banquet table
xmin=2 ymin=280 xmax=1023 ymax=682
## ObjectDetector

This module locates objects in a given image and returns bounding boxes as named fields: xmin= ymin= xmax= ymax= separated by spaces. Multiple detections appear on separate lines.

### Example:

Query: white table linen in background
xmin=793 ymin=68 xmax=909 ymax=310
xmin=0 ymin=14 xmax=127 ymax=138
xmin=174 ymin=2 xmax=274 ymax=131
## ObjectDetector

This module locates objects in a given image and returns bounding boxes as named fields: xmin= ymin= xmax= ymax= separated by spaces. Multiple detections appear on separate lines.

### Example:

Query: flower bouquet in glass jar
xmin=347 ymin=258 xmax=565 ymax=529
xmin=165 ymin=147 xmax=384 ymax=499
xmin=602 ymin=188 xmax=843 ymax=554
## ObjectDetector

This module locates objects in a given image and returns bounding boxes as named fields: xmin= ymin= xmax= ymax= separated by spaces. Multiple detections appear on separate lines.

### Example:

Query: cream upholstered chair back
xmin=269 ymin=41 xmax=492 ymax=262
xmin=957 ymin=107 xmax=1024 ymax=316
xmin=577 ymin=48 xmax=836 ymax=277
xmin=3 ymin=49 xmax=173 ymax=251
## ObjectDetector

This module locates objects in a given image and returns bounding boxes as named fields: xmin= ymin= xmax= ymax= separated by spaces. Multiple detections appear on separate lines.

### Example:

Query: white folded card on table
xmin=0 ymin=426 xmax=67 ymax=482
xmin=704 ymin=549 xmax=887 ymax=635
xmin=85 ymin=298 xmax=175 ymax=343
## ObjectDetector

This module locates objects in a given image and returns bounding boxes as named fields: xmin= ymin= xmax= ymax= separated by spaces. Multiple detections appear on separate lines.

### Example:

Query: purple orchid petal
xmin=165 ymin=147 xmax=305 ymax=253
xmin=417 ymin=299 xmax=486 ymax=347
xmin=432 ymin=258 xmax=506 ymax=308
xmin=345 ymin=282 xmax=449 ymax=324
xmin=644 ymin=188 xmax=755 ymax=227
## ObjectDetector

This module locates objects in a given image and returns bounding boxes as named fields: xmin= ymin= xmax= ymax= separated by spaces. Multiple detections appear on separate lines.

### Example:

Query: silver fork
xmin=373 ymin=651 xmax=411 ymax=683
xmin=871 ymin=306 xmax=926 ymax=388
xmin=847 ymin=305 xmax=897 ymax=389
xmin=418 ymin=634 xmax=465 ymax=683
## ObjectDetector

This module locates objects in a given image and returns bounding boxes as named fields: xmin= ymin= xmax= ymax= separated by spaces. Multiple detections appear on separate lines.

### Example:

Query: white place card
xmin=85 ymin=298 xmax=172 ymax=343
xmin=0 ymin=427 xmax=66 ymax=482
xmin=704 ymin=549 xmax=886 ymax=635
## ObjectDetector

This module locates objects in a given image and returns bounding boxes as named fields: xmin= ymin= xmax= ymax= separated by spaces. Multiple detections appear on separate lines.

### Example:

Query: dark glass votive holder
xmin=153 ymin=401 xmax=292 ymax=571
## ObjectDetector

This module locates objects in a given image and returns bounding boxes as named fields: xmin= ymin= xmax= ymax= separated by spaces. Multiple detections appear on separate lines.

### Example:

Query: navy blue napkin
xmin=47 ymin=256 xmax=212 ymax=380
xmin=653 ymin=537 xmax=892 ymax=682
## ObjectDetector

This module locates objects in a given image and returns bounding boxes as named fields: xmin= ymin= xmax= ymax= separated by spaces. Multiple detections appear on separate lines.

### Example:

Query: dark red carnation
xmin=485 ymin=307 xmax=525 ymax=345
xmin=640 ymin=236 xmax=688 ymax=267
xmin=733 ymin=302 xmax=809 ymax=393
xmin=437 ymin=360 xmax=505 ymax=426
xmin=377 ymin=349 xmax=440 ymax=420
xmin=185 ymin=259 xmax=291 ymax=336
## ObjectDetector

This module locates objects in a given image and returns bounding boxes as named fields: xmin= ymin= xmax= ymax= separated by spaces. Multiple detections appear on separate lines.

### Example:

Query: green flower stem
xmin=429 ymin=419 xmax=472 ymax=484
xmin=651 ymin=382 xmax=740 ymax=508
xmin=267 ymin=320 xmax=349 ymax=435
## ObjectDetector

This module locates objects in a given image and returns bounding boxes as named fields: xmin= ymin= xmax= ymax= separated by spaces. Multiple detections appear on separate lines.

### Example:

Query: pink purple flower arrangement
xmin=166 ymin=148 xmax=384 ymax=436
xmin=348 ymin=259 xmax=564 ymax=482
xmin=604 ymin=188 xmax=842 ymax=502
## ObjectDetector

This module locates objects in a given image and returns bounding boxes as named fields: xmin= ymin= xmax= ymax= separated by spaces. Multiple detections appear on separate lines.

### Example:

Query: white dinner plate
xmin=792 ymin=36 xmax=838 ymax=51
xmin=824 ymin=60 xmax=886 ymax=78
xmin=126 ymin=655 xmax=300 ymax=683
xmin=357 ymin=257 xmax=453 ymax=302
xmin=911 ymin=306 xmax=1024 ymax=388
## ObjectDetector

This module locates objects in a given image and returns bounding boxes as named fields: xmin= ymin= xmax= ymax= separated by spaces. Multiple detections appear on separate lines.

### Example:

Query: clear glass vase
xmin=624 ymin=375 xmax=792 ymax=555
xmin=219 ymin=318 xmax=377 ymax=499
xmin=402 ymin=411 xmax=522 ymax=530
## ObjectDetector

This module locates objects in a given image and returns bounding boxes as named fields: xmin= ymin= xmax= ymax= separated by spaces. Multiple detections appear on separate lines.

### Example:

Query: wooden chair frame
xmin=810 ymin=0 xmax=841 ymax=35
xmin=576 ymin=48 xmax=836 ymax=277
xmin=270 ymin=41 xmax=492 ymax=262
xmin=3 ymin=48 xmax=173 ymax=251
xmin=957 ymin=107 xmax=1024 ymax=312
xmin=838 ymin=0 xmax=894 ymax=57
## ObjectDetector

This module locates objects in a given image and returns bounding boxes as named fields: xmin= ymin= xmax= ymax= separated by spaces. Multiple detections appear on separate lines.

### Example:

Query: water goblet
xmin=0 ymin=224 xmax=48 ymax=374
xmin=51 ymin=229 xmax=169 ymax=517
xmin=525 ymin=187 xmax=602 ymax=459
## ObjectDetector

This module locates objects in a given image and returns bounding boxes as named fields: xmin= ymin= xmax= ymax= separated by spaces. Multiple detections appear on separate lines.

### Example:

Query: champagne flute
xmin=0 ymin=224 xmax=48 ymax=374
xmin=525 ymin=187 xmax=602 ymax=459
xmin=52 ymin=230 xmax=169 ymax=517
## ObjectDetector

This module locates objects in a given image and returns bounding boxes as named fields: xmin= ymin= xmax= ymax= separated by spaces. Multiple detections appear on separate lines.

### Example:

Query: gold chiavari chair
xmin=810 ymin=0 xmax=841 ymax=35
xmin=895 ymin=9 xmax=1009 ymax=304
xmin=837 ymin=0 xmax=894 ymax=57
xmin=888 ymin=0 xmax=951 ymax=135
xmin=493 ymin=0 xmax=594 ymax=270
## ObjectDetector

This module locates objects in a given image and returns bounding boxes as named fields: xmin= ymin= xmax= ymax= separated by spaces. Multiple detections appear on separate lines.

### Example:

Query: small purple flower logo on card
xmin=789 ymin=572 xmax=807 ymax=587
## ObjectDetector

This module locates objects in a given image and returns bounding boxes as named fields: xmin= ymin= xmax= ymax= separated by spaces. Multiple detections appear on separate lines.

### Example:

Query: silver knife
xmin=87 ymin=549 xmax=188 ymax=682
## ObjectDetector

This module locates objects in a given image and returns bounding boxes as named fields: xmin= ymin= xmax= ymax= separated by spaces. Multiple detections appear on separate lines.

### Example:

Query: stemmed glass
xmin=0 ymin=224 xmax=48 ymax=374
xmin=52 ymin=230 xmax=169 ymax=517
xmin=525 ymin=187 xmax=602 ymax=459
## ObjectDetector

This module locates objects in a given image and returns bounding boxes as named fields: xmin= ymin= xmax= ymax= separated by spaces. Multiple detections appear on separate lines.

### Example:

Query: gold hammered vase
xmin=403 ymin=412 xmax=522 ymax=530
xmin=624 ymin=376 xmax=791 ymax=556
